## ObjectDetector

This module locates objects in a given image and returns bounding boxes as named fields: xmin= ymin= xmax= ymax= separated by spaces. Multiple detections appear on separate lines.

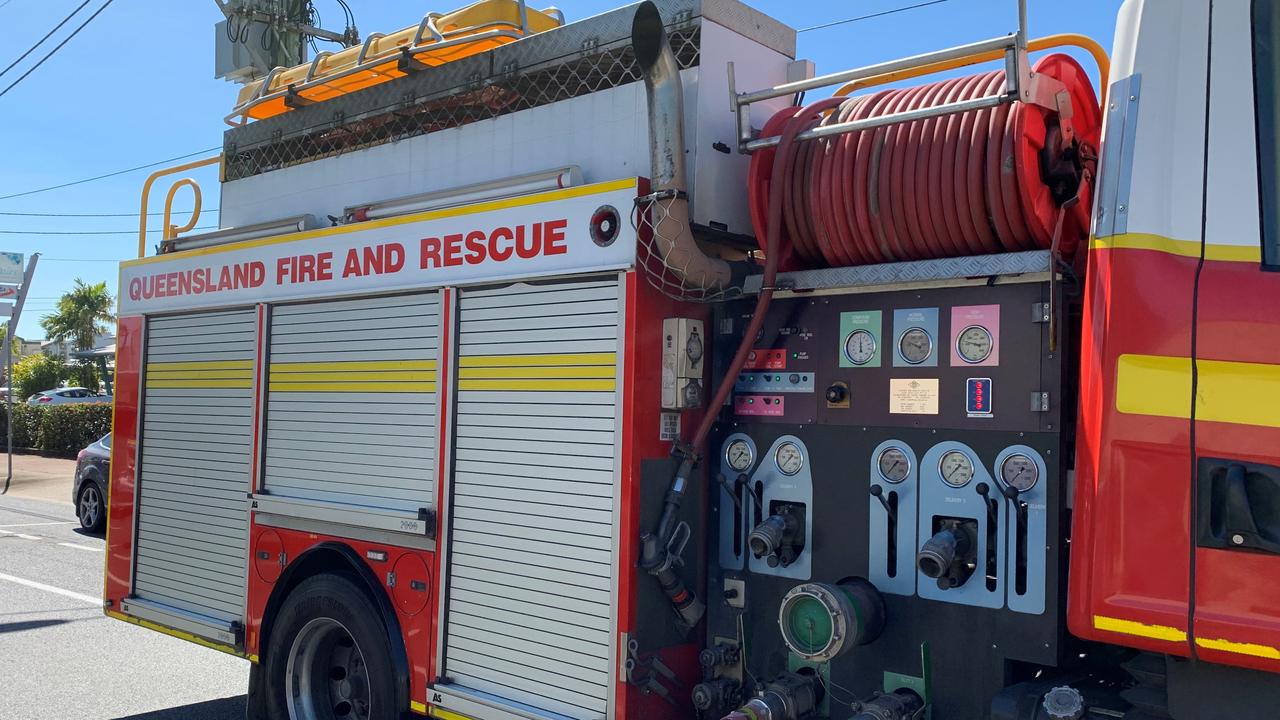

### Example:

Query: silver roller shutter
xmin=442 ymin=277 xmax=621 ymax=720
xmin=135 ymin=308 xmax=256 ymax=626
xmin=263 ymin=293 xmax=439 ymax=518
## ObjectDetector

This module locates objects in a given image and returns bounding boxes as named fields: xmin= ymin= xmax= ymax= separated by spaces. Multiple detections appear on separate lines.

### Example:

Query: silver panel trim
xmin=120 ymin=596 xmax=239 ymax=647
xmin=250 ymin=494 xmax=432 ymax=536
xmin=253 ymin=512 xmax=436 ymax=552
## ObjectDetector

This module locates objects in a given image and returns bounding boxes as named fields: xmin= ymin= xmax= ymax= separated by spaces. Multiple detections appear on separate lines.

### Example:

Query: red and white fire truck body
xmin=103 ymin=0 xmax=1280 ymax=719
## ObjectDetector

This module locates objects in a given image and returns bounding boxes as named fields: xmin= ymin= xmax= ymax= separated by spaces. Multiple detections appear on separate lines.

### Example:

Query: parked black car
xmin=73 ymin=434 xmax=111 ymax=532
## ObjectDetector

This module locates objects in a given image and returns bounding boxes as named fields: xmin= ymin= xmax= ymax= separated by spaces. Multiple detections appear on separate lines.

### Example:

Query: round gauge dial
xmin=775 ymin=442 xmax=804 ymax=476
xmin=939 ymin=450 xmax=975 ymax=488
xmin=956 ymin=324 xmax=994 ymax=364
xmin=843 ymin=329 xmax=877 ymax=365
xmin=725 ymin=439 xmax=754 ymax=472
xmin=877 ymin=447 xmax=910 ymax=484
xmin=1000 ymin=453 xmax=1040 ymax=492
xmin=898 ymin=327 xmax=933 ymax=365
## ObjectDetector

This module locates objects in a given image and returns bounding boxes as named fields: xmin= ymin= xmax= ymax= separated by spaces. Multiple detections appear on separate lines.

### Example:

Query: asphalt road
xmin=0 ymin=493 xmax=249 ymax=720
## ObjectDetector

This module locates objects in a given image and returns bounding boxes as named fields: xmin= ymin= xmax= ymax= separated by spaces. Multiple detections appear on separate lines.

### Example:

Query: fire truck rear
xmin=106 ymin=0 xmax=1280 ymax=718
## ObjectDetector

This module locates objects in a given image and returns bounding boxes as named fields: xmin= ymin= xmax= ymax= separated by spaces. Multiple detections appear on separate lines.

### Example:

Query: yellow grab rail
xmin=162 ymin=178 xmax=203 ymax=242
xmin=138 ymin=156 xmax=221 ymax=258
xmin=834 ymin=33 xmax=1111 ymax=109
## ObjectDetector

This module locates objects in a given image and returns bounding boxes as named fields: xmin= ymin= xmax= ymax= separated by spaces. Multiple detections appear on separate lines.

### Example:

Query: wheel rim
xmin=285 ymin=617 xmax=371 ymax=720
xmin=79 ymin=485 xmax=100 ymax=528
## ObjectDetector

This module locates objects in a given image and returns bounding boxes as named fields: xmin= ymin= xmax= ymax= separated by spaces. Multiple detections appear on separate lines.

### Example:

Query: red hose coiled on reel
xmin=748 ymin=54 xmax=1101 ymax=271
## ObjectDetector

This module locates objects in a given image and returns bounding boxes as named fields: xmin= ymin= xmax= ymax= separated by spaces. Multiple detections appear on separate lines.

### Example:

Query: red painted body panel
xmin=1192 ymin=260 xmax=1280 ymax=672
xmin=245 ymin=526 xmax=437 ymax=703
xmin=104 ymin=316 xmax=143 ymax=609
xmin=1069 ymin=247 xmax=1197 ymax=655
xmin=617 ymin=269 xmax=710 ymax=720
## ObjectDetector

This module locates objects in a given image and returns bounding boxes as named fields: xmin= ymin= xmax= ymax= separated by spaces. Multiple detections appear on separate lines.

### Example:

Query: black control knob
xmin=825 ymin=383 xmax=848 ymax=404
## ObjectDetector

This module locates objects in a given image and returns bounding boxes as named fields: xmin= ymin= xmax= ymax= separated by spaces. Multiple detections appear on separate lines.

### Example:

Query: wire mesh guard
xmin=224 ymin=27 xmax=700 ymax=181
xmin=634 ymin=191 xmax=743 ymax=303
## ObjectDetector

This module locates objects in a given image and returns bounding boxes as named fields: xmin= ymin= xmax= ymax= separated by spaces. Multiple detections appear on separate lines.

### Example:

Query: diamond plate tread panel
xmin=741 ymin=251 xmax=1054 ymax=294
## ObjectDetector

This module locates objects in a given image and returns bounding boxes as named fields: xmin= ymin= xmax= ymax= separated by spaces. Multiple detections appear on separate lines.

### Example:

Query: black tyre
xmin=77 ymin=480 xmax=105 ymax=532
xmin=264 ymin=574 xmax=400 ymax=720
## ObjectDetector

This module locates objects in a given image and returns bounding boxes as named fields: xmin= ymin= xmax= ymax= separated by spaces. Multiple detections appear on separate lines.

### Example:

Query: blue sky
xmin=0 ymin=0 xmax=1120 ymax=340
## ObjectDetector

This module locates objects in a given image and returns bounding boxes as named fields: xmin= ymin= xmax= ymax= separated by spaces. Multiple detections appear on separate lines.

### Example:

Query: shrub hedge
xmin=0 ymin=403 xmax=112 ymax=457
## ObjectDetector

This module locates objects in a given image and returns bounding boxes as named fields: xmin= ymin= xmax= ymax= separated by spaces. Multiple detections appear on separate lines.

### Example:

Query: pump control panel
xmin=706 ymin=278 xmax=1067 ymax=720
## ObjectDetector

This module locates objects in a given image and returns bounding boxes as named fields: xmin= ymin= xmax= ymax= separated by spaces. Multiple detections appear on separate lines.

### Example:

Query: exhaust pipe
xmin=632 ymin=1 xmax=732 ymax=292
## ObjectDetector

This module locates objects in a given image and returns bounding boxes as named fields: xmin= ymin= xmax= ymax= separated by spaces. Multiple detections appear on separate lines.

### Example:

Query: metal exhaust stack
xmin=632 ymin=1 xmax=732 ymax=293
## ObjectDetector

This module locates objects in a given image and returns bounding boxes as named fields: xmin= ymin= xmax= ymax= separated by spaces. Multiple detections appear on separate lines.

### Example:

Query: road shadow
xmin=112 ymin=696 xmax=246 ymax=720
xmin=0 ymin=618 xmax=69 ymax=634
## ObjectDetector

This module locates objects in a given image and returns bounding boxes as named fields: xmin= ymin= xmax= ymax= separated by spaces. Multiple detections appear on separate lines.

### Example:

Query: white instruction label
xmin=889 ymin=378 xmax=939 ymax=415
xmin=659 ymin=412 xmax=681 ymax=441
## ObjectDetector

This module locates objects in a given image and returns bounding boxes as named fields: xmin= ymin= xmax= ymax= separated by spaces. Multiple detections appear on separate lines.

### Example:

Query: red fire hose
xmin=748 ymin=54 xmax=1101 ymax=271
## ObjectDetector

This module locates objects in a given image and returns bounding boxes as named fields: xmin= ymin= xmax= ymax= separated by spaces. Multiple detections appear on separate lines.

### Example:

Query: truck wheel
xmin=264 ymin=574 xmax=399 ymax=720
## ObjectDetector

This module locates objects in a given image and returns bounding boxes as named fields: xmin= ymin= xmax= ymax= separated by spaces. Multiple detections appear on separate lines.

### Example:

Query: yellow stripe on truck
xmin=1093 ymin=614 xmax=1187 ymax=643
xmin=1116 ymin=353 xmax=1280 ymax=428
xmin=1196 ymin=636 xmax=1280 ymax=660
xmin=145 ymin=359 xmax=254 ymax=372
xmin=456 ymin=378 xmax=615 ymax=392
xmin=1090 ymin=233 xmax=1262 ymax=263
xmin=145 ymin=359 xmax=254 ymax=389
xmin=269 ymin=381 xmax=437 ymax=393
xmin=457 ymin=365 xmax=615 ymax=379
xmin=146 ymin=378 xmax=254 ymax=389
xmin=268 ymin=359 xmax=436 ymax=392
xmin=458 ymin=352 xmax=615 ymax=368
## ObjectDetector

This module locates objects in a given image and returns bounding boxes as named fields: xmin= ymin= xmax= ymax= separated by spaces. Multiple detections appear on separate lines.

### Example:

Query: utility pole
xmin=1 ymin=253 xmax=39 ymax=496
xmin=213 ymin=0 xmax=359 ymax=83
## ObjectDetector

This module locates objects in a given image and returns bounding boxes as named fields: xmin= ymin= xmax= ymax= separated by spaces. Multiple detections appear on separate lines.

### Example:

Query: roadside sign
xmin=0 ymin=253 xmax=22 ymax=285
xmin=0 ymin=303 xmax=12 ymax=320
xmin=0 ymin=286 xmax=18 ymax=300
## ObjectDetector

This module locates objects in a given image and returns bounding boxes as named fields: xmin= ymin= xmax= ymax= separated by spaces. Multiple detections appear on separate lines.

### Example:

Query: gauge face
xmin=844 ymin=329 xmax=877 ymax=365
xmin=939 ymin=450 xmax=975 ymax=488
xmin=956 ymin=325 xmax=994 ymax=364
xmin=685 ymin=331 xmax=704 ymax=365
xmin=725 ymin=439 xmax=754 ymax=472
xmin=877 ymin=447 xmax=910 ymax=484
xmin=775 ymin=442 xmax=804 ymax=476
xmin=1000 ymin=453 xmax=1039 ymax=492
xmin=898 ymin=327 xmax=933 ymax=365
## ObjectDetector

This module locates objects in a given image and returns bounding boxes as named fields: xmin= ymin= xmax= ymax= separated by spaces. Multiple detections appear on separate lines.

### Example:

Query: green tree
xmin=40 ymin=279 xmax=115 ymax=352
xmin=0 ymin=326 xmax=20 ymax=358
xmin=12 ymin=353 xmax=64 ymax=399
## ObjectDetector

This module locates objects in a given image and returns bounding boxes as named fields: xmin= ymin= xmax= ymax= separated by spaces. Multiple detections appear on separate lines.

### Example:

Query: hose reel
xmin=748 ymin=54 xmax=1101 ymax=271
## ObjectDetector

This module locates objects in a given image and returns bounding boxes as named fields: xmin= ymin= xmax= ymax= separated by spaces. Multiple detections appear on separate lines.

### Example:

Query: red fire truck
xmin=106 ymin=0 xmax=1280 ymax=718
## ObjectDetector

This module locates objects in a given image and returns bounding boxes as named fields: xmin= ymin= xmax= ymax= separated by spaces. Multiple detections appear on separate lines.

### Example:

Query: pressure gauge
xmin=1000 ymin=453 xmax=1040 ymax=492
xmin=898 ymin=327 xmax=933 ymax=365
xmin=775 ymin=442 xmax=804 ymax=476
xmin=725 ymin=439 xmax=754 ymax=472
xmin=844 ymin=329 xmax=876 ymax=365
xmin=956 ymin=325 xmax=994 ymax=364
xmin=939 ymin=450 xmax=975 ymax=488
xmin=877 ymin=447 xmax=910 ymax=484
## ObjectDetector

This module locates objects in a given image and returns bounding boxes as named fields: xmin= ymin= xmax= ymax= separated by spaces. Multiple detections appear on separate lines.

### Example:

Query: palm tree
xmin=41 ymin=279 xmax=115 ymax=352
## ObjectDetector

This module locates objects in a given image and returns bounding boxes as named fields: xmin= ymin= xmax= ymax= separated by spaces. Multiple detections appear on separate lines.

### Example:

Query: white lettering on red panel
xmin=119 ymin=179 xmax=638 ymax=315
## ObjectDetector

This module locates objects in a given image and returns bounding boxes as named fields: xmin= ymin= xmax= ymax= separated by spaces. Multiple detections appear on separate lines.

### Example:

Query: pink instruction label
xmin=735 ymin=395 xmax=785 ymax=416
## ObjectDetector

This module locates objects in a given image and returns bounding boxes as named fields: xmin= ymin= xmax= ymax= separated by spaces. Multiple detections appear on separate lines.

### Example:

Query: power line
xmin=0 ymin=226 xmax=217 ymax=235
xmin=0 ymin=208 xmax=218 ymax=217
xmin=0 ymin=0 xmax=93 ymax=80
xmin=0 ymin=0 xmax=115 ymax=99
xmin=797 ymin=0 xmax=950 ymax=33
xmin=0 ymin=146 xmax=220 ymax=202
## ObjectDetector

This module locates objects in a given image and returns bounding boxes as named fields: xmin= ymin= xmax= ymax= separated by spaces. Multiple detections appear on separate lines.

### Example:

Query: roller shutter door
xmin=263 ymin=292 xmax=439 ymax=516
xmin=135 ymin=308 xmax=255 ymax=625
xmin=442 ymin=277 xmax=621 ymax=720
